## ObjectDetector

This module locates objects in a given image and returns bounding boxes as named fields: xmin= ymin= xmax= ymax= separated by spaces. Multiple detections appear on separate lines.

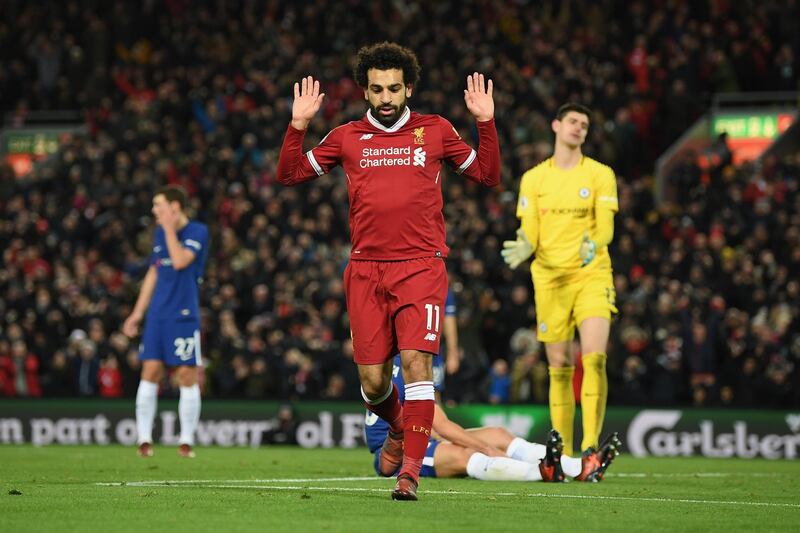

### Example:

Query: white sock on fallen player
xmin=179 ymin=384 xmax=201 ymax=446
xmin=135 ymin=380 xmax=159 ymax=444
xmin=505 ymin=436 xmax=582 ymax=477
xmin=466 ymin=452 xmax=543 ymax=481
xmin=561 ymin=455 xmax=582 ymax=478
xmin=505 ymin=437 xmax=547 ymax=463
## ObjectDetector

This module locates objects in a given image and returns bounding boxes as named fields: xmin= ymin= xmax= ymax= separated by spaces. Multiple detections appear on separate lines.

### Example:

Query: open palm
xmin=292 ymin=76 xmax=326 ymax=129
xmin=463 ymin=72 xmax=494 ymax=122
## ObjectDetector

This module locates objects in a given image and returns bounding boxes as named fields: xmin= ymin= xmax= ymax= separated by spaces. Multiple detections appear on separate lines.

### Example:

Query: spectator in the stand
xmin=650 ymin=334 xmax=687 ymax=405
xmin=267 ymin=404 xmax=298 ymax=445
xmin=485 ymin=359 xmax=510 ymax=405
xmin=42 ymin=350 xmax=74 ymax=397
xmin=216 ymin=353 xmax=250 ymax=398
xmin=0 ymin=339 xmax=42 ymax=397
xmin=98 ymin=355 xmax=123 ymax=398
xmin=121 ymin=349 xmax=141 ymax=397
xmin=682 ymin=297 xmax=724 ymax=401
xmin=244 ymin=357 xmax=275 ymax=399
xmin=619 ymin=355 xmax=648 ymax=405
xmin=75 ymin=339 xmax=99 ymax=397
xmin=321 ymin=373 xmax=347 ymax=400
xmin=508 ymin=328 xmax=548 ymax=404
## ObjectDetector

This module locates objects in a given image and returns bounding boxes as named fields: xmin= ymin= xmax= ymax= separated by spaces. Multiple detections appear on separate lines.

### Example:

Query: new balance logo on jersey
xmin=424 ymin=333 xmax=437 ymax=341
xmin=359 ymin=134 xmax=374 ymax=140
xmin=413 ymin=147 xmax=426 ymax=167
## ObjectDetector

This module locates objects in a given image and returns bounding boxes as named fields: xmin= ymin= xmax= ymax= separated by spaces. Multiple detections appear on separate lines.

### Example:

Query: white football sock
xmin=561 ymin=455 xmax=582 ymax=478
xmin=179 ymin=384 xmax=201 ymax=446
xmin=466 ymin=452 xmax=543 ymax=481
xmin=135 ymin=380 xmax=159 ymax=445
xmin=506 ymin=437 xmax=547 ymax=464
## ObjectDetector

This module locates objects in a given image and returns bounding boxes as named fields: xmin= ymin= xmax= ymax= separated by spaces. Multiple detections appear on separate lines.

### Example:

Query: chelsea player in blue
xmin=365 ymin=357 xmax=621 ymax=482
xmin=122 ymin=186 xmax=209 ymax=458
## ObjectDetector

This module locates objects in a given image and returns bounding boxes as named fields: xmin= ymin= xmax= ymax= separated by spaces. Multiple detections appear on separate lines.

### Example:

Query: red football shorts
xmin=344 ymin=258 xmax=448 ymax=365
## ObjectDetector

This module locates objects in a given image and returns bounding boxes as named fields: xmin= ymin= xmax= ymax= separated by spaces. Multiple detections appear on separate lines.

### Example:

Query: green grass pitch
xmin=2 ymin=445 xmax=798 ymax=532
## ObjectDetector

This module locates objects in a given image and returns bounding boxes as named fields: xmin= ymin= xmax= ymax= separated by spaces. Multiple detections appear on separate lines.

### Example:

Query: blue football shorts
xmin=139 ymin=316 xmax=201 ymax=367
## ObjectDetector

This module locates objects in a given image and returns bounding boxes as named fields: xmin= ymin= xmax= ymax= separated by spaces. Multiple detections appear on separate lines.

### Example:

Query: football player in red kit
xmin=277 ymin=42 xmax=500 ymax=500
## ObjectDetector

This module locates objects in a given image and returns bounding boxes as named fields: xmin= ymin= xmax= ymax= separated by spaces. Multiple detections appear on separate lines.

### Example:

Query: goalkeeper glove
xmin=501 ymin=229 xmax=534 ymax=269
xmin=579 ymin=233 xmax=596 ymax=267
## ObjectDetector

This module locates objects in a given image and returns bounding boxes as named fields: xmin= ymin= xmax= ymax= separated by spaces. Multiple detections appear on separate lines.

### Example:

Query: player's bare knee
xmin=544 ymin=342 xmax=572 ymax=367
xmin=489 ymin=427 xmax=514 ymax=446
xmin=358 ymin=364 xmax=392 ymax=399
xmin=546 ymin=352 xmax=569 ymax=368
xmin=176 ymin=366 xmax=198 ymax=387
xmin=141 ymin=361 xmax=163 ymax=382
xmin=361 ymin=380 xmax=389 ymax=400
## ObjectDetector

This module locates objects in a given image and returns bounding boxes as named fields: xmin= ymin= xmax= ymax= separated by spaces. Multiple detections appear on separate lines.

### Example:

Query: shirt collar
xmin=366 ymin=106 xmax=411 ymax=132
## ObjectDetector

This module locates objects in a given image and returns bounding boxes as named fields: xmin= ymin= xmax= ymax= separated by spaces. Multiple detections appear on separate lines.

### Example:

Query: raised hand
xmin=463 ymin=72 xmax=494 ymax=122
xmin=291 ymin=75 xmax=325 ymax=130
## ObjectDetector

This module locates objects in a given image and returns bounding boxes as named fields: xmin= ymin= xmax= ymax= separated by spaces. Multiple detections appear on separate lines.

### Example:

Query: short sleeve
xmin=596 ymin=166 xmax=619 ymax=213
xmin=516 ymin=170 xmax=537 ymax=219
xmin=182 ymin=224 xmax=207 ymax=254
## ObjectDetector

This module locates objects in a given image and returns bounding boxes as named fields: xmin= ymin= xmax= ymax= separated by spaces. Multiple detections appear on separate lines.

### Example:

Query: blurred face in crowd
xmin=552 ymin=111 xmax=589 ymax=149
xmin=11 ymin=340 xmax=27 ymax=358
xmin=364 ymin=68 xmax=412 ymax=126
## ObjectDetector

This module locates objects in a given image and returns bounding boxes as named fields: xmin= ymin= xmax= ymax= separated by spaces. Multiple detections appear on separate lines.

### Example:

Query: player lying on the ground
xmin=365 ymin=356 xmax=621 ymax=482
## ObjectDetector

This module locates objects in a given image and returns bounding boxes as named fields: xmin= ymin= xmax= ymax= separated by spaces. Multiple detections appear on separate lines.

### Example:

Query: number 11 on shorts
xmin=424 ymin=303 xmax=440 ymax=332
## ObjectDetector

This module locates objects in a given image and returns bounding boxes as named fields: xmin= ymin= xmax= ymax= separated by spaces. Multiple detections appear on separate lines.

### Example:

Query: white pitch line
xmin=97 ymin=480 xmax=800 ymax=509
xmin=95 ymin=476 xmax=379 ymax=486
xmin=606 ymin=472 xmax=786 ymax=478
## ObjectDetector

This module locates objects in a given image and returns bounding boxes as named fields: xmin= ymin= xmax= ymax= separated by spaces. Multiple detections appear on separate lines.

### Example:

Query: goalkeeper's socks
xmin=399 ymin=382 xmax=435 ymax=482
xmin=580 ymin=352 xmax=608 ymax=451
xmin=362 ymin=382 xmax=403 ymax=434
xmin=548 ymin=366 xmax=576 ymax=456
xmin=135 ymin=379 xmax=158 ymax=444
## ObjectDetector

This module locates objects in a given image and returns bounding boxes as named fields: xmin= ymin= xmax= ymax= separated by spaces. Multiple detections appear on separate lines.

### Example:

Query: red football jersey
xmin=277 ymin=108 xmax=500 ymax=260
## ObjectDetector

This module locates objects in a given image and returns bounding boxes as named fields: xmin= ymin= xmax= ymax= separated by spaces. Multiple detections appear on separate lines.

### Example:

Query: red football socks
xmin=399 ymin=398 xmax=434 ymax=482
xmin=364 ymin=383 xmax=404 ymax=434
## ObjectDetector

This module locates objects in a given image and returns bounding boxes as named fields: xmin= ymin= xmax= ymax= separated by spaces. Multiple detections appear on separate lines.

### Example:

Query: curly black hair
xmin=353 ymin=42 xmax=421 ymax=88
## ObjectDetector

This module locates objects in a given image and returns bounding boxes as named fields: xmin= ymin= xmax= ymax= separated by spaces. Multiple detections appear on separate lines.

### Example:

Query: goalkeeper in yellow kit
xmin=502 ymin=103 xmax=618 ymax=457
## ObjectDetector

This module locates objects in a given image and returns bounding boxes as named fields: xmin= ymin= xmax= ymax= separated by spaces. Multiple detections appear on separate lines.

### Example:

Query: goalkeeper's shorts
xmin=533 ymin=268 xmax=617 ymax=343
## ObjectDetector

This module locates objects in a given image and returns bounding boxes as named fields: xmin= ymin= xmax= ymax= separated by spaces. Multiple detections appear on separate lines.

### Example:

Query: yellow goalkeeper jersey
xmin=516 ymin=156 xmax=618 ymax=286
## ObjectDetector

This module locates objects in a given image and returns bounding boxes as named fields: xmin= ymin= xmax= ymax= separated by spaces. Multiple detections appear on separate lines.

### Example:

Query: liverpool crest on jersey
xmin=413 ymin=127 xmax=425 ymax=145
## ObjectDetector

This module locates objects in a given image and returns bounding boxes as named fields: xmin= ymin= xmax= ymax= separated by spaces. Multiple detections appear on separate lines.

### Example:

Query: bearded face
xmin=364 ymin=68 xmax=412 ymax=126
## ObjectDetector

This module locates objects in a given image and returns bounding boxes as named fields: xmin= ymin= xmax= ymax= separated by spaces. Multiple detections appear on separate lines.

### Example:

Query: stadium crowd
xmin=0 ymin=0 xmax=798 ymax=408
